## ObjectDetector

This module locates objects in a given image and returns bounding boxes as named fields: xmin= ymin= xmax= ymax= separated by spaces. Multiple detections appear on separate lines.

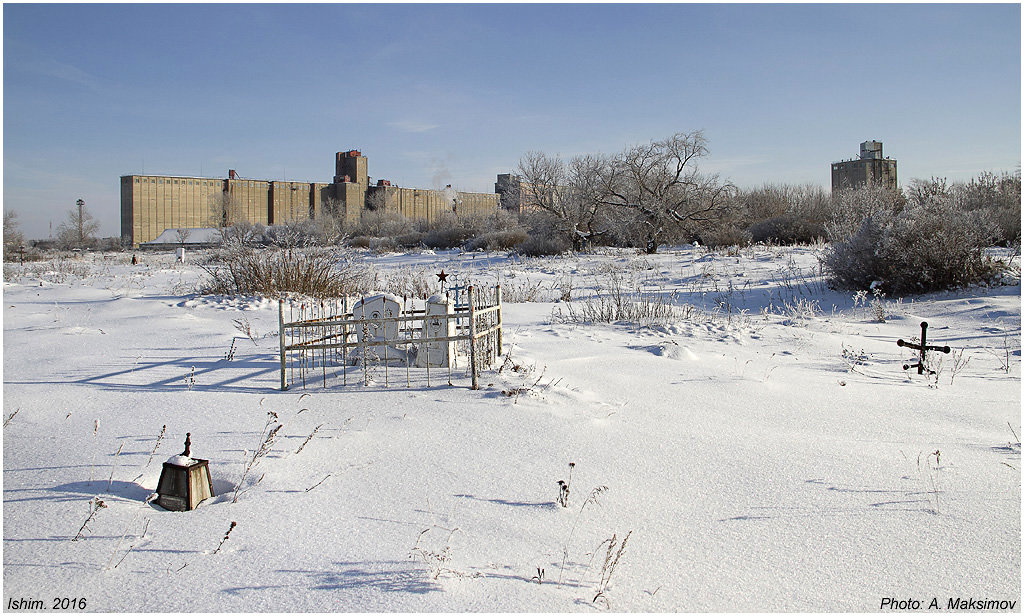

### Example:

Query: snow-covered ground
xmin=3 ymin=244 xmax=1020 ymax=612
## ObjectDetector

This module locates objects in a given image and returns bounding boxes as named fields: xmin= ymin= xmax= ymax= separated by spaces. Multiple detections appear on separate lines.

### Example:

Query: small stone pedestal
xmin=155 ymin=433 xmax=214 ymax=511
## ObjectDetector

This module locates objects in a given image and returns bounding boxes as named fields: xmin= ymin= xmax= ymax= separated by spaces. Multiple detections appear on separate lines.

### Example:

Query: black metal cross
xmin=897 ymin=321 xmax=951 ymax=375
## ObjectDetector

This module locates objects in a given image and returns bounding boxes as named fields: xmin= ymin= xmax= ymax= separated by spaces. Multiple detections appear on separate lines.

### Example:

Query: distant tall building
xmin=831 ymin=140 xmax=898 ymax=192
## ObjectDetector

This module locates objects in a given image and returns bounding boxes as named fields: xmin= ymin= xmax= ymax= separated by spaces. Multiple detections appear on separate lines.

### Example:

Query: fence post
xmin=279 ymin=299 xmax=288 ymax=391
xmin=495 ymin=285 xmax=503 ymax=358
xmin=468 ymin=285 xmax=478 ymax=390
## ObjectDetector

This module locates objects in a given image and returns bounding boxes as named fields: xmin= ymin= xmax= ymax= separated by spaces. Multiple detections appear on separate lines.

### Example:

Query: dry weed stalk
xmin=89 ymin=419 xmax=100 ymax=483
xmin=3 ymin=408 xmax=20 ymax=428
xmin=233 ymin=412 xmax=283 ymax=503
xmin=72 ymin=497 xmax=107 ymax=541
xmin=557 ymin=462 xmax=575 ymax=508
xmin=948 ymin=349 xmax=971 ymax=385
xmin=213 ymin=521 xmax=237 ymax=554
xmin=105 ymin=506 xmax=153 ymax=570
xmin=409 ymin=526 xmax=478 ymax=580
xmin=224 ymin=337 xmax=237 ymax=361
xmin=593 ymin=530 xmax=632 ymax=607
xmin=558 ymin=485 xmax=609 ymax=586
xmin=106 ymin=442 xmax=125 ymax=492
xmin=232 ymin=316 xmax=258 ymax=344
xmin=295 ymin=424 xmax=323 ymax=455
xmin=305 ymin=474 xmax=332 ymax=492
xmin=145 ymin=425 xmax=167 ymax=467
xmin=502 ymin=366 xmax=547 ymax=403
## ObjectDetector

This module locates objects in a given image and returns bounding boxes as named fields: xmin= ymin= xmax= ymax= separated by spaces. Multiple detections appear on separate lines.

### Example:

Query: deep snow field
xmin=2 ymin=243 xmax=1020 ymax=612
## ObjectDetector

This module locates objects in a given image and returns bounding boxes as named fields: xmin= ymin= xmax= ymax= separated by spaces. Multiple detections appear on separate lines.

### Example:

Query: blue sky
xmin=3 ymin=3 xmax=1020 ymax=239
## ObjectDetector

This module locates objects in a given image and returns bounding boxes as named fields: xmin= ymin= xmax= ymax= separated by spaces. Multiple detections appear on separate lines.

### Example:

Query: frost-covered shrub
xmin=347 ymin=210 xmax=417 ymax=252
xmin=422 ymin=213 xmax=477 ymax=249
xmin=395 ymin=232 xmax=425 ymax=248
xmin=353 ymin=210 xmax=414 ymax=239
xmin=824 ymin=186 xmax=999 ymax=294
xmin=957 ymin=171 xmax=1021 ymax=246
xmin=220 ymin=221 xmax=268 ymax=246
xmin=697 ymin=223 xmax=751 ymax=249
xmin=749 ymin=210 xmax=826 ymax=245
xmin=465 ymin=229 xmax=529 ymax=252
xmin=264 ymin=214 xmax=347 ymax=247
xmin=715 ymin=183 xmax=830 ymax=246
xmin=513 ymin=211 xmax=573 ymax=256
xmin=199 ymin=247 xmax=374 ymax=298
xmin=516 ymin=231 xmax=571 ymax=257
xmin=349 ymin=236 xmax=401 ymax=253
xmin=419 ymin=210 xmax=526 ymax=251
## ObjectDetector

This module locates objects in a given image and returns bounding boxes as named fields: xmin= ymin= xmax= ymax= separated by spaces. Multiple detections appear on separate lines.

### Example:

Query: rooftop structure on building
xmin=831 ymin=140 xmax=898 ymax=192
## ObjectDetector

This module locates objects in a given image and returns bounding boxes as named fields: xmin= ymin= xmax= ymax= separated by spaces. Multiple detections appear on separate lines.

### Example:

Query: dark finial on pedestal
xmin=182 ymin=432 xmax=191 ymax=457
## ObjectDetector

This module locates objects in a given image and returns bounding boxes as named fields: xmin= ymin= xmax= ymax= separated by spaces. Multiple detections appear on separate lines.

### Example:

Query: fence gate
xmin=278 ymin=285 xmax=502 ymax=391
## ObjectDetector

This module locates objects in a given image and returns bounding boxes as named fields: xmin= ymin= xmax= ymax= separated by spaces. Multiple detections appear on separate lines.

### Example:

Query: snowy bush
xmin=263 ymin=213 xmax=347 ymax=248
xmin=700 ymin=183 xmax=829 ymax=247
xmin=696 ymin=222 xmax=751 ymax=249
xmin=420 ymin=211 xmax=523 ymax=250
xmin=516 ymin=231 xmax=572 ymax=257
xmin=349 ymin=235 xmax=401 ymax=253
xmin=354 ymin=210 xmax=415 ymax=239
xmin=824 ymin=185 xmax=1000 ymax=294
xmin=749 ymin=212 xmax=825 ymax=245
xmin=515 ymin=211 xmax=573 ymax=256
xmin=956 ymin=171 xmax=1021 ymax=246
xmin=421 ymin=213 xmax=479 ymax=249
xmin=219 ymin=221 xmax=268 ymax=246
xmin=199 ymin=246 xmax=374 ymax=298
xmin=465 ymin=229 xmax=529 ymax=252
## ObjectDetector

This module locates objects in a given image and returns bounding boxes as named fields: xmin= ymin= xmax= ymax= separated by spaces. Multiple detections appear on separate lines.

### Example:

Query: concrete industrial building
xmin=831 ymin=140 xmax=898 ymax=192
xmin=494 ymin=173 xmax=560 ymax=214
xmin=120 ymin=150 xmax=500 ymax=246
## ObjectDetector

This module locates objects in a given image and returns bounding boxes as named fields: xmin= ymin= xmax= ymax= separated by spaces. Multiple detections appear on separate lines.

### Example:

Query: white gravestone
xmin=416 ymin=295 xmax=456 ymax=368
xmin=351 ymin=294 xmax=407 ymax=362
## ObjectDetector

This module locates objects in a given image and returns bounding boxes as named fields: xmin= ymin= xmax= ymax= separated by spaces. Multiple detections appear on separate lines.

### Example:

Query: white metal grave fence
xmin=278 ymin=285 xmax=502 ymax=390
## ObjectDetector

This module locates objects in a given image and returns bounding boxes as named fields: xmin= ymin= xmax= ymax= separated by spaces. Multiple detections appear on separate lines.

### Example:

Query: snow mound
xmin=635 ymin=341 xmax=698 ymax=360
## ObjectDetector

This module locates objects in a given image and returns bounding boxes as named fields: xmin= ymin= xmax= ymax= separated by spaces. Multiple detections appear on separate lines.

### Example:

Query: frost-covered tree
xmin=596 ymin=131 xmax=733 ymax=253
xmin=4 ymin=210 xmax=25 ymax=260
xmin=56 ymin=199 xmax=100 ymax=249
xmin=515 ymin=151 xmax=608 ymax=252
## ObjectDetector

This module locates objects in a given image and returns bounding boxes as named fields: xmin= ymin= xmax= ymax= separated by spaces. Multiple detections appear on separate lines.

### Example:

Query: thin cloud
xmin=702 ymin=156 xmax=773 ymax=176
xmin=20 ymin=58 xmax=101 ymax=90
xmin=387 ymin=120 xmax=440 ymax=133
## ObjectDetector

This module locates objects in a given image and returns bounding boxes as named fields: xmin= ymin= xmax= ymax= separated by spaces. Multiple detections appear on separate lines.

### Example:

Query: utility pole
xmin=76 ymin=199 xmax=85 ymax=246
